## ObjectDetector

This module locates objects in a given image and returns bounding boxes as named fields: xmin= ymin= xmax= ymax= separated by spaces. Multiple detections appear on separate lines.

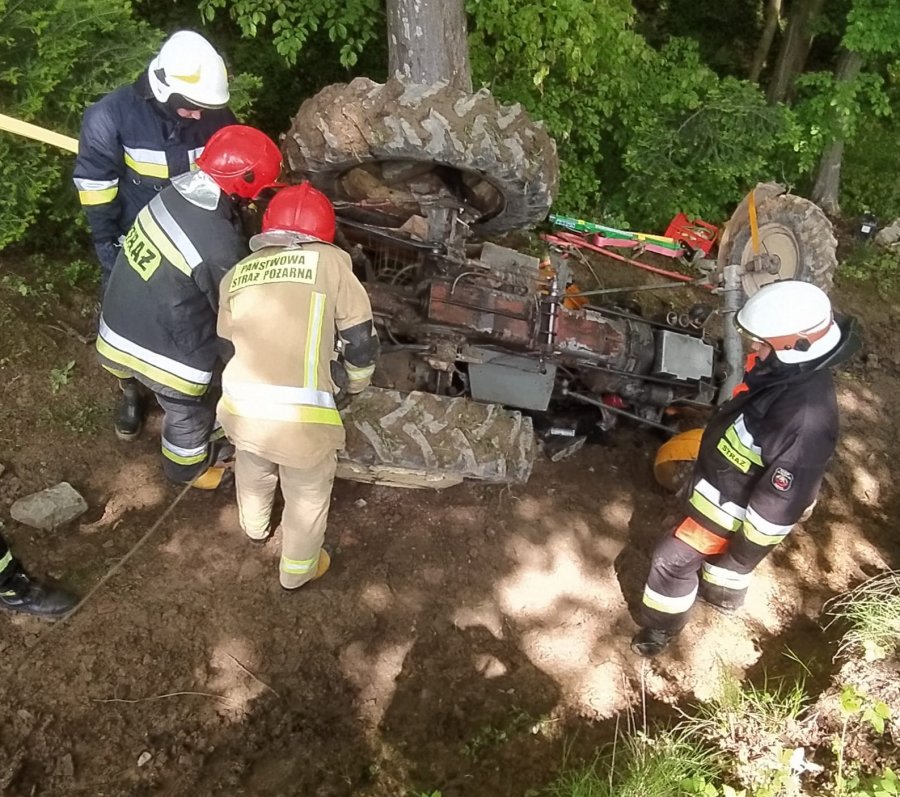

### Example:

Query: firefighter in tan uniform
xmin=217 ymin=184 xmax=379 ymax=589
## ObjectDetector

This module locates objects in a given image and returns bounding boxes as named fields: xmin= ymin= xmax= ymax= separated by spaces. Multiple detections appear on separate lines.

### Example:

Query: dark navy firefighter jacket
xmin=73 ymin=73 xmax=235 ymax=278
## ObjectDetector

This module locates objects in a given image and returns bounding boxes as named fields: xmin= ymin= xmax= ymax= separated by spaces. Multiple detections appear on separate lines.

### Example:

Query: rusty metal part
xmin=561 ymin=387 xmax=676 ymax=434
xmin=426 ymin=280 xmax=534 ymax=346
xmin=742 ymin=252 xmax=782 ymax=274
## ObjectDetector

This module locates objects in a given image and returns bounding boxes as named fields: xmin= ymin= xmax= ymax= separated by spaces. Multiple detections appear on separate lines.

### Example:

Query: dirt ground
xmin=0 ymin=244 xmax=898 ymax=797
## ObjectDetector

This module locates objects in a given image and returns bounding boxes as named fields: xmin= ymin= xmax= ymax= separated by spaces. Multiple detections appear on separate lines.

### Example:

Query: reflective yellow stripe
xmin=221 ymin=395 xmax=342 ymax=426
xmin=345 ymin=362 xmax=375 ymax=381
xmin=161 ymin=446 xmax=207 ymax=466
xmin=101 ymin=363 xmax=132 ymax=379
xmin=742 ymin=520 xmax=788 ymax=547
xmin=0 ymin=550 xmax=13 ymax=574
xmin=161 ymin=437 xmax=208 ymax=466
xmin=138 ymin=208 xmax=192 ymax=277
xmin=281 ymin=553 xmax=319 ymax=574
xmin=124 ymin=153 xmax=168 ymax=179
xmin=716 ymin=437 xmax=751 ymax=473
xmin=689 ymin=490 xmax=742 ymax=532
xmin=96 ymin=336 xmax=207 ymax=397
xmin=78 ymin=186 xmax=118 ymax=206
xmin=725 ymin=425 xmax=763 ymax=467
xmin=641 ymin=585 xmax=697 ymax=614
xmin=304 ymin=292 xmax=326 ymax=391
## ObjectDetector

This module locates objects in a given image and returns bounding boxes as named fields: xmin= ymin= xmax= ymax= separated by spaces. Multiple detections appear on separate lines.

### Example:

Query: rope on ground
xmin=4 ymin=478 xmax=196 ymax=683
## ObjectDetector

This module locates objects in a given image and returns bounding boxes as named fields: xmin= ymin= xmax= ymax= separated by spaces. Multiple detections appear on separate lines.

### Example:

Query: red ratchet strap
xmin=542 ymin=231 xmax=714 ymax=290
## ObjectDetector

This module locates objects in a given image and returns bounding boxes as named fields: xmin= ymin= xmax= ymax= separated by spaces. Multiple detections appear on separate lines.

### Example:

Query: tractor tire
xmin=284 ymin=77 xmax=559 ymax=236
xmin=337 ymin=388 xmax=535 ymax=488
xmin=717 ymin=186 xmax=838 ymax=296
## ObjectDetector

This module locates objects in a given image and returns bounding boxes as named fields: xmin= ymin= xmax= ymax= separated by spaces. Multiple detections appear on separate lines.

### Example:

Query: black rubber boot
xmin=631 ymin=627 xmax=678 ymax=657
xmin=115 ymin=378 xmax=144 ymax=441
xmin=698 ymin=583 xmax=744 ymax=615
xmin=0 ymin=572 xmax=78 ymax=619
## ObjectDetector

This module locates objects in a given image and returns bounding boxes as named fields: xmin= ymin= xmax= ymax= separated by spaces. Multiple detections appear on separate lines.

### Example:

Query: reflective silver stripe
xmin=99 ymin=317 xmax=212 ymax=386
xmin=694 ymin=478 xmax=746 ymax=521
xmin=743 ymin=505 xmax=793 ymax=546
xmin=149 ymin=195 xmax=203 ymax=269
xmin=305 ymin=292 xmax=326 ymax=390
xmin=188 ymin=146 xmax=204 ymax=169
xmin=123 ymin=146 xmax=168 ymax=166
xmin=223 ymin=380 xmax=336 ymax=409
xmin=74 ymin=177 xmax=118 ymax=191
xmin=642 ymin=584 xmax=698 ymax=614
xmin=733 ymin=415 xmax=762 ymax=458
xmin=162 ymin=437 xmax=207 ymax=459
xmin=701 ymin=562 xmax=753 ymax=589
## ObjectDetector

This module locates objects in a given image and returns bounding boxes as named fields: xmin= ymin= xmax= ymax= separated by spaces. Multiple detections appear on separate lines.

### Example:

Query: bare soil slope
xmin=0 ymin=250 xmax=896 ymax=796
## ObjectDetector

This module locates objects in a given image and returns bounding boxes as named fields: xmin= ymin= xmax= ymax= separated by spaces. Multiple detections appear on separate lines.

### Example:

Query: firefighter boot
xmin=115 ymin=378 xmax=144 ymax=441
xmin=698 ymin=582 xmax=743 ymax=615
xmin=0 ymin=572 xmax=78 ymax=619
xmin=631 ymin=627 xmax=678 ymax=657
xmin=281 ymin=548 xmax=331 ymax=592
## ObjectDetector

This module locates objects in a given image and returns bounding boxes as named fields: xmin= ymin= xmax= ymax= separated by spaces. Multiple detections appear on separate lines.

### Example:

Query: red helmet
xmin=195 ymin=125 xmax=282 ymax=200
xmin=261 ymin=183 xmax=336 ymax=243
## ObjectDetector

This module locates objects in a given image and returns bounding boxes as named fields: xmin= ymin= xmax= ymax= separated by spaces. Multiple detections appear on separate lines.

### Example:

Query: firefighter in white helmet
xmin=632 ymin=280 xmax=860 ymax=656
xmin=75 ymin=31 xmax=237 ymax=443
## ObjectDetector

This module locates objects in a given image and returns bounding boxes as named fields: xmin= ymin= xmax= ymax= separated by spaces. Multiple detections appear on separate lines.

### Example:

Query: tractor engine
xmin=366 ymin=243 xmax=717 ymax=421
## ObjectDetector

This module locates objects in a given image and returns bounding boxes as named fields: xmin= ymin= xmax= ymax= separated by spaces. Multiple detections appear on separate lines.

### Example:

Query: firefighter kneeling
xmin=216 ymin=184 xmax=379 ymax=589
xmin=632 ymin=280 xmax=860 ymax=657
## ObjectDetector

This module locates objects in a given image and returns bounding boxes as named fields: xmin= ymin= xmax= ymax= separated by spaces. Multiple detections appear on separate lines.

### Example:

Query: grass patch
xmin=679 ymin=664 xmax=809 ymax=797
xmin=824 ymin=570 xmax=900 ymax=662
xmin=545 ymin=727 xmax=723 ymax=797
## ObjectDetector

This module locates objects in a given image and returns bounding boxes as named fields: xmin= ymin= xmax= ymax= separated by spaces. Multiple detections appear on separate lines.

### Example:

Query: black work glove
xmin=331 ymin=360 xmax=351 ymax=410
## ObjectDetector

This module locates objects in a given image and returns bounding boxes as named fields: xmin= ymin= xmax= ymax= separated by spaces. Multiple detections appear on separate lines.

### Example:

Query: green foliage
xmin=545 ymin=728 xmax=723 ymax=797
xmin=469 ymin=2 xmax=808 ymax=227
xmin=49 ymin=359 xmax=76 ymax=393
xmin=198 ymin=0 xmax=382 ymax=67
xmin=824 ymin=570 xmax=900 ymax=661
xmin=0 ymin=0 xmax=161 ymax=249
xmin=842 ymin=112 xmax=900 ymax=220
xmin=682 ymin=668 xmax=808 ymax=797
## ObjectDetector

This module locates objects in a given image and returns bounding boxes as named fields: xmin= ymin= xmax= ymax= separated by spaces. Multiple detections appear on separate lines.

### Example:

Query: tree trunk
xmin=811 ymin=50 xmax=865 ymax=214
xmin=766 ymin=0 xmax=824 ymax=104
xmin=386 ymin=0 xmax=472 ymax=91
xmin=750 ymin=0 xmax=783 ymax=83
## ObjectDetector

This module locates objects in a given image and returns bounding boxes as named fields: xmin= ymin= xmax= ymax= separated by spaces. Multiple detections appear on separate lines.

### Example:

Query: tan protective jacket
xmin=217 ymin=241 xmax=375 ymax=468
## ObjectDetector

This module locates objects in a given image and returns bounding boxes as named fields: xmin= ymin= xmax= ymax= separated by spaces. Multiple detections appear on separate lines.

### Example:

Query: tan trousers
xmin=234 ymin=449 xmax=337 ymax=589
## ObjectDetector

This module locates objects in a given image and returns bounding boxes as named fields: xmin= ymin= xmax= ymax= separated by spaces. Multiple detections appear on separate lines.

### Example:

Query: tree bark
xmin=766 ymin=0 xmax=824 ymax=104
xmin=750 ymin=0 xmax=783 ymax=83
xmin=386 ymin=0 xmax=472 ymax=91
xmin=811 ymin=49 xmax=865 ymax=214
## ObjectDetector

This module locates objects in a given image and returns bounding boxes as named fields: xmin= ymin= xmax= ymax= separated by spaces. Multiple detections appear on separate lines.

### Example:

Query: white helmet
xmin=736 ymin=280 xmax=841 ymax=364
xmin=148 ymin=31 xmax=230 ymax=109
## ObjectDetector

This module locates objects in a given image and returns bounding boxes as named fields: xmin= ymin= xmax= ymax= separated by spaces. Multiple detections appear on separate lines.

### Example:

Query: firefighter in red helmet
xmin=217 ymin=183 xmax=379 ymax=588
xmin=96 ymin=125 xmax=283 ymax=489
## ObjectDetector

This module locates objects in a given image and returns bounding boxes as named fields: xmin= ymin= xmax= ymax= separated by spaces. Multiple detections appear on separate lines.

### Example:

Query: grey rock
xmin=10 ymin=482 xmax=88 ymax=530
xmin=875 ymin=219 xmax=900 ymax=247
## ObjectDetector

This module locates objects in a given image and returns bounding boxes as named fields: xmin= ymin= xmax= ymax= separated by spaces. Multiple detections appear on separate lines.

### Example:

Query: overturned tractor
xmin=282 ymin=75 xmax=837 ymax=488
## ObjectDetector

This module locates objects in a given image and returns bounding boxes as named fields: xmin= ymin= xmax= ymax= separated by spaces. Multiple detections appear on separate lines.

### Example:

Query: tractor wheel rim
xmin=739 ymin=222 xmax=801 ymax=295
